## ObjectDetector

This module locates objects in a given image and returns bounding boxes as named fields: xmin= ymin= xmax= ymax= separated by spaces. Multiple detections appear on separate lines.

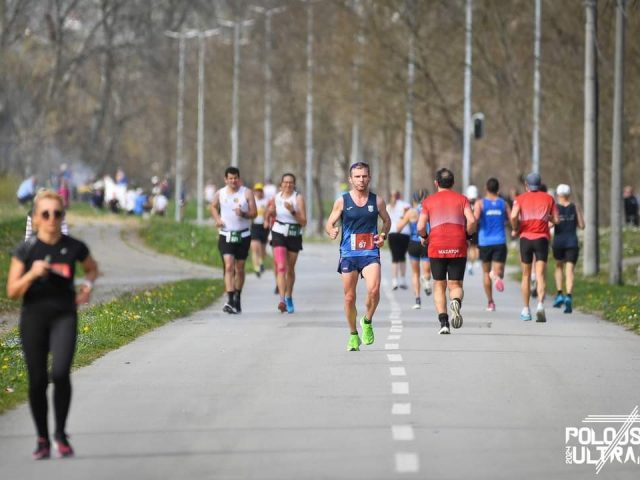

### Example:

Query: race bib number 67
xmin=350 ymin=233 xmax=374 ymax=251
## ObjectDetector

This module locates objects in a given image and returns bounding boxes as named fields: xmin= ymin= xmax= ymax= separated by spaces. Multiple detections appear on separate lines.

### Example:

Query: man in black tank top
xmin=551 ymin=184 xmax=584 ymax=314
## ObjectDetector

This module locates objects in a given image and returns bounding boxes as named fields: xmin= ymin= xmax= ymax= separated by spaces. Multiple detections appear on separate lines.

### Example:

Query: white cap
xmin=465 ymin=185 xmax=478 ymax=200
xmin=556 ymin=184 xmax=571 ymax=196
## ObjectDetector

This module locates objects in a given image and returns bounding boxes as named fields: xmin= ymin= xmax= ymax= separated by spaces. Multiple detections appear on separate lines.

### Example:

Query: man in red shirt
xmin=510 ymin=172 xmax=559 ymax=322
xmin=417 ymin=168 xmax=476 ymax=334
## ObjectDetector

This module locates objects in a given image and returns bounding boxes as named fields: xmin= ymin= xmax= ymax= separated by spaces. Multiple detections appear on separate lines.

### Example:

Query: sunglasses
xmin=41 ymin=210 xmax=64 ymax=220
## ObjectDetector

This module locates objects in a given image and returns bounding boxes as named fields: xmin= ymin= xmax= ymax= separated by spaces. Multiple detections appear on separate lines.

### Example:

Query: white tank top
xmin=275 ymin=191 xmax=299 ymax=224
xmin=254 ymin=197 xmax=268 ymax=224
xmin=219 ymin=186 xmax=251 ymax=231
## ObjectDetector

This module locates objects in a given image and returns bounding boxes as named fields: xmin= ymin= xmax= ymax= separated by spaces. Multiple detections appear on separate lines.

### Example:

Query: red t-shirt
xmin=514 ymin=191 xmax=557 ymax=240
xmin=422 ymin=190 xmax=470 ymax=258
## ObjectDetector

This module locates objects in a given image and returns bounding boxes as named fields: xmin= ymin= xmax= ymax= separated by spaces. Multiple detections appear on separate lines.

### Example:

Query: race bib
xmin=229 ymin=231 xmax=242 ymax=244
xmin=50 ymin=263 xmax=72 ymax=279
xmin=350 ymin=233 xmax=374 ymax=251
xmin=288 ymin=224 xmax=301 ymax=237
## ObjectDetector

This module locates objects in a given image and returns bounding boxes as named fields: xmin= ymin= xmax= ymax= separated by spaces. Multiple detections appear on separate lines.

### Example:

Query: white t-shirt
xmin=254 ymin=197 xmax=268 ymax=224
xmin=275 ymin=191 xmax=299 ymax=224
xmin=219 ymin=186 xmax=251 ymax=232
xmin=387 ymin=200 xmax=411 ymax=235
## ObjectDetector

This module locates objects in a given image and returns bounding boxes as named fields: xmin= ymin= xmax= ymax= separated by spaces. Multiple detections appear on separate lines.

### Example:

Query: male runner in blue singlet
xmin=325 ymin=162 xmax=392 ymax=351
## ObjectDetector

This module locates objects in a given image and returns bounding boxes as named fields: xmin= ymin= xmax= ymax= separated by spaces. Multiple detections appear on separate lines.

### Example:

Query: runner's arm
xmin=294 ymin=194 xmax=308 ymax=227
xmin=376 ymin=196 xmax=392 ymax=247
xmin=209 ymin=191 xmax=224 ymax=228
xmin=76 ymin=254 xmax=98 ymax=305
xmin=473 ymin=199 xmax=482 ymax=221
xmin=464 ymin=205 xmax=477 ymax=235
xmin=510 ymin=203 xmax=520 ymax=234
xmin=549 ymin=202 xmax=560 ymax=225
xmin=416 ymin=208 xmax=429 ymax=239
xmin=395 ymin=208 xmax=413 ymax=233
xmin=325 ymin=197 xmax=344 ymax=239
xmin=243 ymin=189 xmax=258 ymax=220
xmin=575 ymin=204 xmax=585 ymax=230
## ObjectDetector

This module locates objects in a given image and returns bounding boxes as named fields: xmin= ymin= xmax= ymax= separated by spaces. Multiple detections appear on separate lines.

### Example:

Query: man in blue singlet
xmin=474 ymin=177 xmax=511 ymax=312
xmin=325 ymin=162 xmax=392 ymax=351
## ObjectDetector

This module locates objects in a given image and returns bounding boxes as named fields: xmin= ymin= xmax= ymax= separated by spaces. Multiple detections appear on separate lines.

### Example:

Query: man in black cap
xmin=510 ymin=172 xmax=559 ymax=322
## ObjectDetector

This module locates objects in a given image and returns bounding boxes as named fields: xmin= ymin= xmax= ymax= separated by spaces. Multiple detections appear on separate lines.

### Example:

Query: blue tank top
xmin=553 ymin=203 xmax=578 ymax=248
xmin=478 ymin=197 xmax=507 ymax=247
xmin=409 ymin=205 xmax=429 ymax=242
xmin=340 ymin=192 xmax=379 ymax=258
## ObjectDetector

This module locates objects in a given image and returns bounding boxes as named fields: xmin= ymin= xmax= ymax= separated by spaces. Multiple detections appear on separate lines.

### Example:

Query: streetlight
xmin=250 ymin=5 xmax=286 ymax=182
xmin=195 ymin=29 xmax=220 ymax=224
xmin=165 ymin=29 xmax=198 ymax=222
xmin=461 ymin=0 xmax=473 ymax=193
xmin=531 ymin=0 xmax=542 ymax=173
xmin=219 ymin=18 xmax=254 ymax=169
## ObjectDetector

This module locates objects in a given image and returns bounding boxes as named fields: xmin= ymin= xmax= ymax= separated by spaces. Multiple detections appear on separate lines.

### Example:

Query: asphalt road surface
xmin=1 ymin=241 xmax=639 ymax=479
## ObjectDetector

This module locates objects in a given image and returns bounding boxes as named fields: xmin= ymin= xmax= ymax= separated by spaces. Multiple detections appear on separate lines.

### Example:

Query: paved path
xmin=0 ymin=216 xmax=219 ymax=334
xmin=1 ymin=242 xmax=639 ymax=479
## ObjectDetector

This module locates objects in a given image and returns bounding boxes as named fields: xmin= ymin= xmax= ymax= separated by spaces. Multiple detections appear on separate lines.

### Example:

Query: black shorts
xmin=407 ymin=240 xmax=428 ymax=260
xmin=271 ymin=231 xmax=303 ymax=253
xmin=479 ymin=244 xmax=507 ymax=263
xmin=388 ymin=233 xmax=410 ymax=262
xmin=250 ymin=224 xmax=269 ymax=244
xmin=519 ymin=237 xmax=549 ymax=264
xmin=218 ymin=234 xmax=251 ymax=260
xmin=430 ymin=257 xmax=467 ymax=281
xmin=553 ymin=246 xmax=579 ymax=264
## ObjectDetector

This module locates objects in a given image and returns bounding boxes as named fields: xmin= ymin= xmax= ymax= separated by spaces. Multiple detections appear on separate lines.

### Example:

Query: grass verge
xmin=139 ymin=216 xmax=272 ymax=272
xmin=506 ymin=230 xmax=640 ymax=333
xmin=0 ymin=278 xmax=223 ymax=413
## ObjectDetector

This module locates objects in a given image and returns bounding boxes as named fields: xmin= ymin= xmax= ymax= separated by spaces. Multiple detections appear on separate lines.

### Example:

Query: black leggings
xmin=20 ymin=310 xmax=77 ymax=439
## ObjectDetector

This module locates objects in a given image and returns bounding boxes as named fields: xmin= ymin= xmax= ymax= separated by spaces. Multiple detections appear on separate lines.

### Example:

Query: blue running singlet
xmin=340 ymin=192 xmax=379 ymax=258
xmin=478 ymin=197 xmax=507 ymax=247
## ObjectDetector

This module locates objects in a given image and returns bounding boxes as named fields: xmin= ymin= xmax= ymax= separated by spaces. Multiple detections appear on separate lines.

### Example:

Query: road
xmin=0 ymin=216 xmax=219 ymax=335
xmin=1 ymin=241 xmax=639 ymax=479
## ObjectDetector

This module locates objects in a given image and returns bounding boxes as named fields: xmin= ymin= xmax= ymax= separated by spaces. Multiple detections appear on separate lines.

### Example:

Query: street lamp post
xmin=165 ymin=30 xmax=198 ymax=222
xmin=305 ymin=0 xmax=314 ymax=231
xmin=531 ymin=0 xmax=542 ymax=173
xmin=251 ymin=6 xmax=286 ymax=182
xmin=462 ymin=0 xmax=473 ymax=192
xmin=219 ymin=19 xmax=254 ymax=169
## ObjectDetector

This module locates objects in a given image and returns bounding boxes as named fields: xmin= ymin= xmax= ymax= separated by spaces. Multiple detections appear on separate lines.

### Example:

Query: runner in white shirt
xmin=210 ymin=167 xmax=257 ymax=314
xmin=386 ymin=191 xmax=410 ymax=289
xmin=265 ymin=173 xmax=307 ymax=314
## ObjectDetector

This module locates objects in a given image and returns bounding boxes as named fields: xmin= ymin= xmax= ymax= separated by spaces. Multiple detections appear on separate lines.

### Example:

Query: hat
xmin=556 ymin=183 xmax=570 ymax=196
xmin=525 ymin=172 xmax=541 ymax=191
xmin=253 ymin=182 xmax=264 ymax=191
xmin=465 ymin=185 xmax=478 ymax=200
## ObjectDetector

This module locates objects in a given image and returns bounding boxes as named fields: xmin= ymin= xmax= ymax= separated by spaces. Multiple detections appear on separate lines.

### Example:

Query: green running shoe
xmin=360 ymin=316 xmax=374 ymax=345
xmin=347 ymin=333 xmax=362 ymax=351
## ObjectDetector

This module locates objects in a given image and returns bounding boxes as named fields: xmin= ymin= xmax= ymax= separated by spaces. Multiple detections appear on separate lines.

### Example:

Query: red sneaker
xmin=54 ymin=433 xmax=74 ymax=458
xmin=33 ymin=437 xmax=50 ymax=460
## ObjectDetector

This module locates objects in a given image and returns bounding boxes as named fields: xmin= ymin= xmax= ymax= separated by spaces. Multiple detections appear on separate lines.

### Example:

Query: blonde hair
xmin=33 ymin=189 xmax=64 ymax=214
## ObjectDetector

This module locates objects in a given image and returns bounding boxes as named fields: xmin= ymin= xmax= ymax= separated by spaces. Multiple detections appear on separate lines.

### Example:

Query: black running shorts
xmin=271 ymin=231 xmax=303 ymax=253
xmin=552 ymin=246 xmax=579 ymax=264
xmin=430 ymin=257 xmax=467 ymax=281
xmin=519 ymin=237 xmax=549 ymax=264
xmin=250 ymin=224 xmax=269 ymax=244
xmin=479 ymin=244 xmax=507 ymax=264
xmin=388 ymin=233 xmax=410 ymax=262
xmin=218 ymin=234 xmax=251 ymax=260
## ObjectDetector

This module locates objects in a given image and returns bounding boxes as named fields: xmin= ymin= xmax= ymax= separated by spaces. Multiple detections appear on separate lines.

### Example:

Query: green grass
xmin=507 ymin=229 xmax=640 ymax=333
xmin=0 ymin=217 xmax=27 ymax=313
xmin=139 ymin=216 xmax=272 ymax=272
xmin=0 ymin=278 xmax=223 ymax=413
